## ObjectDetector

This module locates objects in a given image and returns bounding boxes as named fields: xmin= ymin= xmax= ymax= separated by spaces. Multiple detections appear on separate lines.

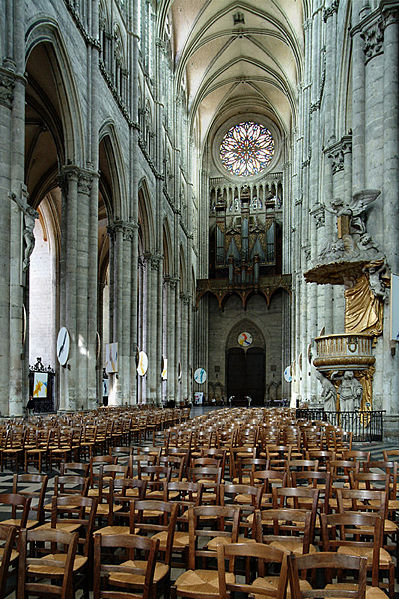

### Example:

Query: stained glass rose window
xmin=220 ymin=121 xmax=274 ymax=177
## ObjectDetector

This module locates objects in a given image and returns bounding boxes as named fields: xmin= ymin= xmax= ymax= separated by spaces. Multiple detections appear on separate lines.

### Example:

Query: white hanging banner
xmin=137 ymin=351 xmax=148 ymax=376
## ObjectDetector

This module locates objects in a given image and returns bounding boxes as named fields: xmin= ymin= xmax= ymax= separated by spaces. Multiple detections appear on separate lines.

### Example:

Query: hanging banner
xmin=137 ymin=351 xmax=148 ymax=376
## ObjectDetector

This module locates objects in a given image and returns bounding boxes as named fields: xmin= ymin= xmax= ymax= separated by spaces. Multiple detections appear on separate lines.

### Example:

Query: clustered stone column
xmin=107 ymin=219 xmax=138 ymax=406
xmin=58 ymin=167 xmax=98 ymax=411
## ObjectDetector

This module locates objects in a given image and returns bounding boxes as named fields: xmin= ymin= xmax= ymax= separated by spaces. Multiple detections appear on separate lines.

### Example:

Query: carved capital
xmin=383 ymin=8 xmax=399 ymax=28
xmin=361 ymin=20 xmax=384 ymax=63
xmin=0 ymin=67 xmax=15 ymax=109
xmin=310 ymin=204 xmax=326 ymax=229
xmin=180 ymin=292 xmax=191 ymax=305
xmin=323 ymin=0 xmax=339 ymax=22
xmin=108 ymin=219 xmax=138 ymax=241
xmin=77 ymin=171 xmax=93 ymax=195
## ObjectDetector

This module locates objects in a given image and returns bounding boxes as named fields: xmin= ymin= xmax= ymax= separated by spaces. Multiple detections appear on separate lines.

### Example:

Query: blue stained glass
xmin=220 ymin=121 xmax=274 ymax=177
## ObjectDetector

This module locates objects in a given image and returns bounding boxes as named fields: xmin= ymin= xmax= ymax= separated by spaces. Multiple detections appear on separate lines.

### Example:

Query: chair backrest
xmin=288 ymin=551 xmax=367 ymax=599
xmin=93 ymin=533 xmax=159 ymax=599
xmin=187 ymin=505 xmax=241 ymax=570
xmin=50 ymin=494 xmax=98 ymax=556
xmin=53 ymin=475 xmax=89 ymax=498
xmin=255 ymin=508 xmax=313 ymax=553
xmin=320 ymin=511 xmax=383 ymax=586
xmin=0 ymin=493 xmax=32 ymax=527
xmin=12 ymin=473 xmax=48 ymax=522
xmin=217 ymin=541 xmax=288 ymax=599
xmin=60 ymin=462 xmax=90 ymax=477
xmin=131 ymin=499 xmax=177 ymax=566
xmin=17 ymin=527 xmax=79 ymax=599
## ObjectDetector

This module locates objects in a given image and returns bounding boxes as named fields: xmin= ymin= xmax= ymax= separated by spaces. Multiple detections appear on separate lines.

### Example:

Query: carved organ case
xmin=209 ymin=180 xmax=283 ymax=284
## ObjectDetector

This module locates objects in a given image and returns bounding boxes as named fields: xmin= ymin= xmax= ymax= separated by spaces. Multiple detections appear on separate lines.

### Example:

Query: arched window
xmin=99 ymin=1 xmax=110 ymax=70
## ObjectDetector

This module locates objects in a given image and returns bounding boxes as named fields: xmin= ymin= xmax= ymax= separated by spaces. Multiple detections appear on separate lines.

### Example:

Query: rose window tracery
xmin=220 ymin=121 xmax=274 ymax=177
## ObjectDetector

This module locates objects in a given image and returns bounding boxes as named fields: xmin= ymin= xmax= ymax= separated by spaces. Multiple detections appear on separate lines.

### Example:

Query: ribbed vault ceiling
xmin=162 ymin=1 xmax=307 ymax=143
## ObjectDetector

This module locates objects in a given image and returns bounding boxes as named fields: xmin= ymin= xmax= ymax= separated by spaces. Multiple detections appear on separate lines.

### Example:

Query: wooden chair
xmin=17 ymin=527 xmax=79 ymax=599
xmin=49 ymin=429 xmax=74 ymax=472
xmin=217 ymin=541 xmax=288 ymax=599
xmin=0 ymin=524 xmax=18 ymax=598
xmin=123 ymin=499 xmax=178 ymax=599
xmin=321 ymin=511 xmax=392 ymax=598
xmin=44 ymin=474 xmax=89 ymax=512
xmin=188 ymin=466 xmax=222 ymax=504
xmin=220 ymin=482 xmax=261 ymax=541
xmin=255 ymin=508 xmax=315 ymax=555
xmin=93 ymin=533 xmax=159 ymax=599
xmin=80 ymin=425 xmax=97 ymax=461
xmin=110 ymin=446 xmax=134 ymax=476
xmin=291 ymin=470 xmax=331 ymax=514
xmin=0 ymin=493 xmax=32 ymax=530
xmin=34 ymin=494 xmax=97 ymax=599
xmin=288 ymin=552 xmax=367 ymax=599
xmin=170 ymin=505 xmax=240 ymax=599
xmin=3 ymin=473 xmax=48 ymax=528
xmin=1 ymin=429 xmax=26 ymax=472
xmin=24 ymin=429 xmax=50 ymax=473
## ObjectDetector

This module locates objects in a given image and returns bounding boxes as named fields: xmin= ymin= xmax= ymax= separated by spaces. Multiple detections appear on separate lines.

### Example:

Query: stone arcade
xmin=0 ymin=0 xmax=398 ymax=434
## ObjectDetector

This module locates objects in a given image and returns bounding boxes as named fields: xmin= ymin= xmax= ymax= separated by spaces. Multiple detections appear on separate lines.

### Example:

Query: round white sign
xmin=56 ymin=327 xmax=70 ymax=366
xmin=194 ymin=368 xmax=207 ymax=384
xmin=137 ymin=351 xmax=148 ymax=376
xmin=238 ymin=332 xmax=252 ymax=347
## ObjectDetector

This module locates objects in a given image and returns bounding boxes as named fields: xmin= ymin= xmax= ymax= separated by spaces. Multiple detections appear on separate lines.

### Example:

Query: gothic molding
xmin=63 ymin=0 xmax=101 ymax=49
xmin=310 ymin=48 xmax=326 ymax=114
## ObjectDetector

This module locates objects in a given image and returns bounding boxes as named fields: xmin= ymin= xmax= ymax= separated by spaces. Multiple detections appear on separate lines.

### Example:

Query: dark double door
xmin=226 ymin=347 xmax=265 ymax=406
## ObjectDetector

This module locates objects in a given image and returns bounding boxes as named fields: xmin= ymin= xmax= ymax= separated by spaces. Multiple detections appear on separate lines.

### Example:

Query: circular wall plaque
xmin=56 ymin=327 xmax=70 ymax=366
xmin=284 ymin=365 xmax=292 ymax=383
xmin=137 ymin=351 xmax=148 ymax=376
xmin=238 ymin=332 xmax=252 ymax=347
xmin=194 ymin=368 xmax=207 ymax=384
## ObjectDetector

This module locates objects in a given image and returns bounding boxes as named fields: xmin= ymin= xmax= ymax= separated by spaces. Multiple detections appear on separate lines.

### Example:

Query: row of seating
xmin=0 ymin=406 xmax=396 ymax=599
xmin=0 ymin=406 xmax=190 ymax=472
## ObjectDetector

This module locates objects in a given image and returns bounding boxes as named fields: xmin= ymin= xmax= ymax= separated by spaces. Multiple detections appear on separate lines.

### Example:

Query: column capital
xmin=382 ymin=8 xmax=399 ymax=28
xmin=180 ymin=292 xmax=191 ymax=305
xmin=361 ymin=19 xmax=384 ymax=63
xmin=144 ymin=252 xmax=163 ymax=270
xmin=164 ymin=275 xmax=179 ymax=288
xmin=0 ymin=66 xmax=16 ymax=109
xmin=323 ymin=0 xmax=339 ymax=22
xmin=107 ymin=219 xmax=138 ymax=241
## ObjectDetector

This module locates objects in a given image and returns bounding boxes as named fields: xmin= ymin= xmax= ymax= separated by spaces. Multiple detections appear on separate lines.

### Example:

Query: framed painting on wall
xmin=33 ymin=372 xmax=48 ymax=398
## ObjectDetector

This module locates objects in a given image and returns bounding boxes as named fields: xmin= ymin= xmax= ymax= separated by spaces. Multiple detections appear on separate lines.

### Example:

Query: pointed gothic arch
xmin=25 ymin=19 xmax=85 ymax=165
xmin=138 ymin=179 xmax=155 ymax=253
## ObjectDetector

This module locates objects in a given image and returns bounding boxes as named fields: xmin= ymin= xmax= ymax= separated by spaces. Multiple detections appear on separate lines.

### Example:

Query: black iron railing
xmin=296 ymin=409 xmax=385 ymax=442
